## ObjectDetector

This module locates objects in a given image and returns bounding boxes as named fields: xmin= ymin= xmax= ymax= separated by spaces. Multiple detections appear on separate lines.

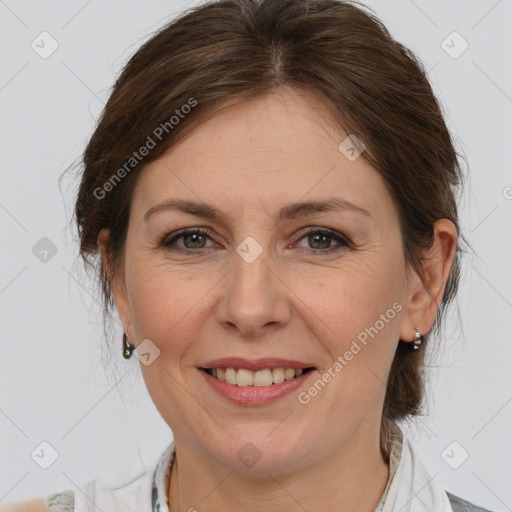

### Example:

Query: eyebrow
xmin=144 ymin=197 xmax=372 ymax=223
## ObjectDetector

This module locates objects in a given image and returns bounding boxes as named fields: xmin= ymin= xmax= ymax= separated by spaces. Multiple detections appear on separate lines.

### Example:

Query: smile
xmin=201 ymin=367 xmax=315 ymax=386
xmin=199 ymin=365 xmax=317 ymax=406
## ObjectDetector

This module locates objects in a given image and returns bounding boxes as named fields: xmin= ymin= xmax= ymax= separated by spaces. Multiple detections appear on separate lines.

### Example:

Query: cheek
xmin=125 ymin=230 xmax=406 ymax=365
xmin=125 ymin=261 xmax=208 ymax=355
xmin=301 ymin=272 xmax=401 ymax=419
xmin=293 ymin=256 xmax=404 ymax=393
xmin=303 ymin=258 xmax=403 ymax=336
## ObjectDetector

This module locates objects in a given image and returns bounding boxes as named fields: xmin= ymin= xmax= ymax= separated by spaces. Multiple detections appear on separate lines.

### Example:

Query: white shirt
xmin=43 ymin=420 xmax=488 ymax=512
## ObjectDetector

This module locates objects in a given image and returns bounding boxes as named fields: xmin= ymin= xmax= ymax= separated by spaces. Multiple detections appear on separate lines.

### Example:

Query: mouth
xmin=200 ymin=366 xmax=316 ymax=387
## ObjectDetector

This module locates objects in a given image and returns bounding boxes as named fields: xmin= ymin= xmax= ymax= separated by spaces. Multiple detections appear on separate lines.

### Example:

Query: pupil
xmin=183 ymin=233 xmax=331 ymax=250
xmin=185 ymin=233 xmax=205 ymax=249
xmin=310 ymin=233 xmax=330 ymax=249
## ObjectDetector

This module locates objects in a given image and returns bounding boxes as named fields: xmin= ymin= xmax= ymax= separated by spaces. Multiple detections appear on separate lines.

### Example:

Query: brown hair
xmin=66 ymin=0 xmax=468 ymax=456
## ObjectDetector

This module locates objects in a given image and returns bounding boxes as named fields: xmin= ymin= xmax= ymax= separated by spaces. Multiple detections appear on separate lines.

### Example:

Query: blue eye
xmin=162 ymin=229 xmax=213 ymax=251
xmin=294 ymin=229 xmax=350 ymax=253
xmin=161 ymin=227 xmax=350 ymax=254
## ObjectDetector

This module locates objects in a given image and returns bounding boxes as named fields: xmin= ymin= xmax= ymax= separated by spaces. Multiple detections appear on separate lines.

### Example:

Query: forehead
xmin=163 ymin=88 xmax=345 ymax=168
xmin=131 ymin=89 xmax=393 ymax=220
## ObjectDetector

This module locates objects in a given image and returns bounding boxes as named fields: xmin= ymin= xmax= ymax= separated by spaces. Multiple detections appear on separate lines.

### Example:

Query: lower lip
xmin=198 ymin=368 xmax=316 ymax=406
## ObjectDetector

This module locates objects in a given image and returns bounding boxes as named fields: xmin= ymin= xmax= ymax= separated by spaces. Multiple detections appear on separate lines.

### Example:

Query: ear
xmin=399 ymin=219 xmax=458 ymax=344
xmin=97 ymin=228 xmax=134 ymax=342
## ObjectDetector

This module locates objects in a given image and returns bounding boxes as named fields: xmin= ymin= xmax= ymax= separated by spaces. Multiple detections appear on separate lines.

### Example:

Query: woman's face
xmin=104 ymin=88 xmax=430 ymax=474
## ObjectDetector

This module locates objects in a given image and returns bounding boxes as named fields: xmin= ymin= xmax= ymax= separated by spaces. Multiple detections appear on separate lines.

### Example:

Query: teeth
xmin=208 ymin=367 xmax=309 ymax=386
xmin=225 ymin=367 xmax=237 ymax=385
xmin=236 ymin=368 xmax=254 ymax=387
xmin=284 ymin=368 xmax=295 ymax=380
xmin=272 ymin=368 xmax=284 ymax=383
xmin=253 ymin=369 xmax=273 ymax=386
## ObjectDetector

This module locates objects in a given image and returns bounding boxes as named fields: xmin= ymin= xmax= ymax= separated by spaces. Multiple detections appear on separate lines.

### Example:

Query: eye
xmin=161 ymin=228 xmax=215 ymax=252
xmin=161 ymin=227 xmax=351 ymax=255
xmin=293 ymin=228 xmax=351 ymax=254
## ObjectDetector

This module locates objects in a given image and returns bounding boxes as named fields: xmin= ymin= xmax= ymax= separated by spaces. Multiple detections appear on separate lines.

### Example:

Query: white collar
xmin=151 ymin=421 xmax=453 ymax=512
xmin=375 ymin=420 xmax=453 ymax=511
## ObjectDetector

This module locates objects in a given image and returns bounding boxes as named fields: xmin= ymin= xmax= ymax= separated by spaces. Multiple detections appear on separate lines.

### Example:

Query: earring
xmin=412 ymin=329 xmax=423 ymax=350
xmin=122 ymin=332 xmax=135 ymax=359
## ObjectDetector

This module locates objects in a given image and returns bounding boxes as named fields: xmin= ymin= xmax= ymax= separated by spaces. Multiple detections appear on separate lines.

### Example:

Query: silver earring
xmin=123 ymin=332 xmax=135 ymax=359
xmin=412 ymin=330 xmax=423 ymax=350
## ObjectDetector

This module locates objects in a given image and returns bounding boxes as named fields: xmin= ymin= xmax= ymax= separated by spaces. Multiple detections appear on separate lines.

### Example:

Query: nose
xmin=216 ymin=246 xmax=292 ymax=338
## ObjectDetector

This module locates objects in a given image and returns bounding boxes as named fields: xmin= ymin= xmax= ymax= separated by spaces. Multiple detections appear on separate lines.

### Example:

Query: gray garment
xmin=45 ymin=491 xmax=73 ymax=511
xmin=43 ymin=489 xmax=497 ymax=511
xmin=43 ymin=430 xmax=497 ymax=512
xmin=447 ymin=491 xmax=496 ymax=512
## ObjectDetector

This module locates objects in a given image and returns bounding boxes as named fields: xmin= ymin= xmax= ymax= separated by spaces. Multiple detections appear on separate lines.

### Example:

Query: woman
xmin=2 ymin=0 xmax=496 ymax=510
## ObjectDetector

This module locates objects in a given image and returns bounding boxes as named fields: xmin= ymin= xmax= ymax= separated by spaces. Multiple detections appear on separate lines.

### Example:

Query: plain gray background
xmin=0 ymin=0 xmax=511 ymax=510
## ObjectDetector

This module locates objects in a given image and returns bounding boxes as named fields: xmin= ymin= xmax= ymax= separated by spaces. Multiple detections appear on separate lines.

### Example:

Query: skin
xmin=0 ymin=499 xmax=46 ymax=512
xmin=98 ymin=87 xmax=457 ymax=512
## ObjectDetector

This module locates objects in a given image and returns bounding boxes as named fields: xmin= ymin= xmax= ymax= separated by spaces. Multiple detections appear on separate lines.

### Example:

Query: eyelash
xmin=160 ymin=227 xmax=351 ymax=255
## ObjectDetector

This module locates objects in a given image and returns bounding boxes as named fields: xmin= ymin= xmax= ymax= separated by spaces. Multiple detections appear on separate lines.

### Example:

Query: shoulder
xmin=0 ymin=444 xmax=173 ymax=512
xmin=0 ymin=490 xmax=74 ymax=512
xmin=447 ymin=491 xmax=497 ymax=512
xmin=0 ymin=498 xmax=47 ymax=512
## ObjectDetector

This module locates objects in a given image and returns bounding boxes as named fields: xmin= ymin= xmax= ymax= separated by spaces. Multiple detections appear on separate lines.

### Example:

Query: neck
xmin=167 ymin=425 xmax=390 ymax=512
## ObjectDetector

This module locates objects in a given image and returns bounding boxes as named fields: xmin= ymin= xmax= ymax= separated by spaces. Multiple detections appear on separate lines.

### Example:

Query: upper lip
xmin=200 ymin=357 xmax=316 ymax=371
